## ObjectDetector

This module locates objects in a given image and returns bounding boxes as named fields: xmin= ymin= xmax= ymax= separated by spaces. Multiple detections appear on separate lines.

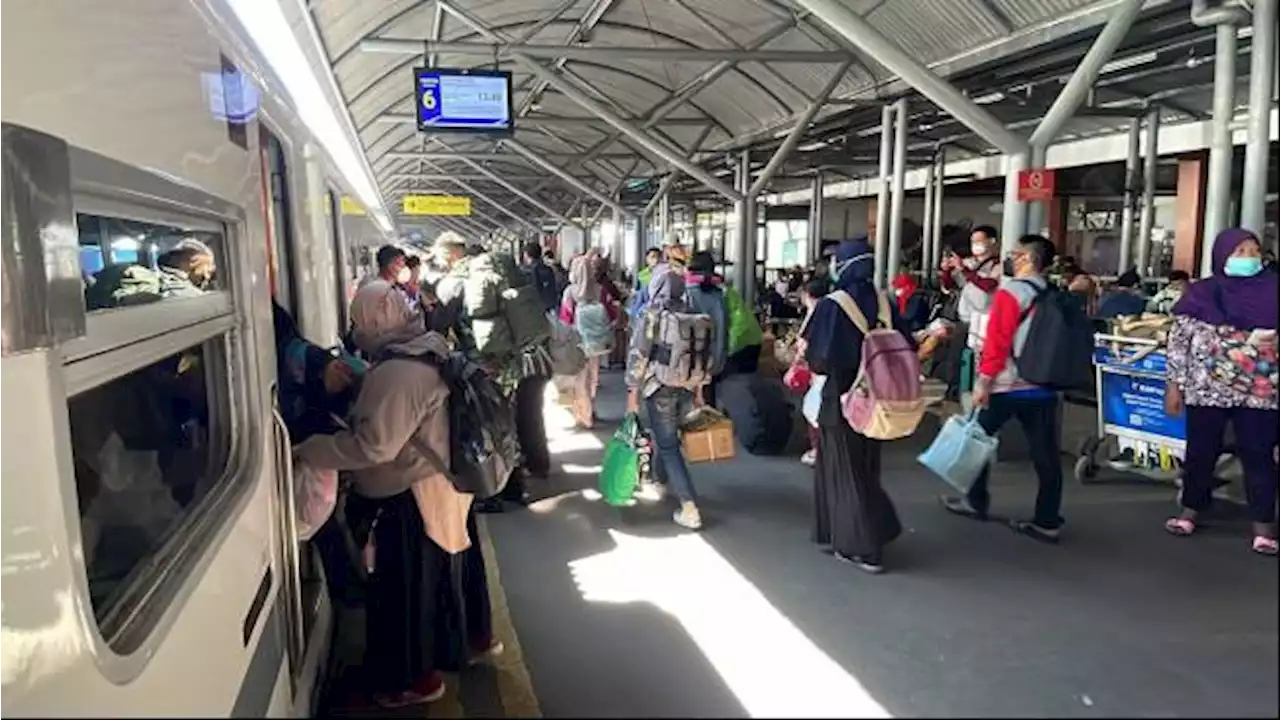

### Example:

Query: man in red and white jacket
xmin=942 ymin=234 xmax=1065 ymax=544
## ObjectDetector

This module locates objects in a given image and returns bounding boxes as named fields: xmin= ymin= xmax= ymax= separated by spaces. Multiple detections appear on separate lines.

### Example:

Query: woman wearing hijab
xmin=561 ymin=252 xmax=618 ymax=428
xmin=295 ymin=282 xmax=499 ymax=708
xmin=1163 ymin=228 xmax=1278 ymax=555
xmin=627 ymin=267 xmax=707 ymax=530
xmin=802 ymin=238 xmax=914 ymax=573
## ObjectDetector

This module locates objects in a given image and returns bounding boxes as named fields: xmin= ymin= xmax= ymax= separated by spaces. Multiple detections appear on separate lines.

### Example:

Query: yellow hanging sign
xmin=340 ymin=196 xmax=366 ymax=216
xmin=402 ymin=194 xmax=472 ymax=216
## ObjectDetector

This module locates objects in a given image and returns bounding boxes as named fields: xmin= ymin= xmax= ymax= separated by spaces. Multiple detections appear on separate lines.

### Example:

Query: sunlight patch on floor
xmin=568 ymin=530 xmax=893 ymax=719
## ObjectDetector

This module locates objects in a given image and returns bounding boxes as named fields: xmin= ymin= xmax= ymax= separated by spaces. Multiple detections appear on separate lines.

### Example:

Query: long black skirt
xmin=432 ymin=509 xmax=494 ymax=672
xmin=349 ymin=490 xmax=444 ymax=694
xmin=814 ymin=422 xmax=902 ymax=559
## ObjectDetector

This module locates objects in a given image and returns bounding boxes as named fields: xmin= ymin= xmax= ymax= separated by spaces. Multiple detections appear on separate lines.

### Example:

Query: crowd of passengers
xmin=269 ymin=222 xmax=1275 ymax=709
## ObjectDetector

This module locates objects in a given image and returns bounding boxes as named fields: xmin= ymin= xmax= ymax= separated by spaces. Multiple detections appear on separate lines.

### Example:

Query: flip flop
xmin=1164 ymin=516 xmax=1197 ymax=537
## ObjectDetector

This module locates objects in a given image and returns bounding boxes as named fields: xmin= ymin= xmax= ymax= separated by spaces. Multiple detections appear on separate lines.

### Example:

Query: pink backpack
xmin=830 ymin=290 xmax=925 ymax=440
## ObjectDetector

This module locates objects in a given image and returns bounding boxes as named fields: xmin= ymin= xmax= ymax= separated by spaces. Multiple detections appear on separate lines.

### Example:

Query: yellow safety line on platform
xmin=477 ymin=515 xmax=543 ymax=719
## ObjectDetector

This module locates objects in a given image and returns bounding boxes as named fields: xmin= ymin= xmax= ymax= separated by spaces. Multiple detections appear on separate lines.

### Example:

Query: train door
xmin=258 ymin=124 xmax=331 ymax=713
xmin=326 ymin=189 xmax=351 ymax=332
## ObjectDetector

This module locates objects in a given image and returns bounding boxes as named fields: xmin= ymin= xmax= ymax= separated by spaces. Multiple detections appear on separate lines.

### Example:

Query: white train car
xmin=1 ymin=0 xmax=390 ymax=715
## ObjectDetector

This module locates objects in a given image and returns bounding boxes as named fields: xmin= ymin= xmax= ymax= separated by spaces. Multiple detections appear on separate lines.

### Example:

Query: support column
xmin=1136 ymin=108 xmax=1161 ymax=276
xmin=658 ymin=193 xmax=671 ymax=242
xmin=1001 ymin=153 xmax=1029 ymax=252
xmin=809 ymin=172 xmax=825 ymax=265
xmin=1174 ymin=152 xmax=1208 ymax=274
xmin=633 ymin=211 xmax=647 ymax=270
xmin=886 ymin=98 xmax=909 ymax=289
xmin=922 ymin=163 xmax=937 ymax=278
xmin=1241 ymin=0 xmax=1278 ymax=235
xmin=930 ymin=148 xmax=946 ymax=274
xmin=1118 ymin=119 xmax=1142 ymax=275
xmin=1025 ymin=146 xmax=1048 ymax=236
xmin=733 ymin=151 xmax=753 ymax=298
xmin=874 ymin=103 xmax=895 ymax=289
xmin=1202 ymin=22 xmax=1240 ymax=275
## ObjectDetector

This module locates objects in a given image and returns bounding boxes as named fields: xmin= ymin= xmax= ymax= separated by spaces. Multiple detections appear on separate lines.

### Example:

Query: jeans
xmin=1181 ymin=405 xmax=1278 ymax=524
xmin=966 ymin=393 xmax=1064 ymax=529
xmin=645 ymin=387 xmax=698 ymax=504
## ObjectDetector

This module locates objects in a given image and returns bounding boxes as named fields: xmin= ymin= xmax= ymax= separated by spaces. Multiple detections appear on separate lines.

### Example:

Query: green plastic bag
xmin=599 ymin=413 xmax=641 ymax=506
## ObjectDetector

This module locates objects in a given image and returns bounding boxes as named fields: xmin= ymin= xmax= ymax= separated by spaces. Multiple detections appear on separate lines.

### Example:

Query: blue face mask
xmin=1223 ymin=256 xmax=1263 ymax=277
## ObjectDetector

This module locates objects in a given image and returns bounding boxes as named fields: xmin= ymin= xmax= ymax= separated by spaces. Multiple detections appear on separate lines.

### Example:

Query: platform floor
xmin=328 ymin=370 xmax=1278 ymax=718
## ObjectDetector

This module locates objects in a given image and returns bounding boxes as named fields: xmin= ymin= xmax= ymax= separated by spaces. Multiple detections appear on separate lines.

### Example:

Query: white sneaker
xmin=634 ymin=481 xmax=666 ymax=502
xmin=801 ymin=449 xmax=817 ymax=466
xmin=673 ymin=503 xmax=703 ymax=530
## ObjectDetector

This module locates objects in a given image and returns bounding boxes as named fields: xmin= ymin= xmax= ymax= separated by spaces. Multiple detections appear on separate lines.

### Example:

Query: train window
xmin=67 ymin=334 xmax=234 ymax=640
xmin=77 ymin=213 xmax=226 ymax=313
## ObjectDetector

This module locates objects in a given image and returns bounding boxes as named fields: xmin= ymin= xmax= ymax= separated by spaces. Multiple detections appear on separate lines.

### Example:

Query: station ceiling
xmin=302 ymin=0 xmax=1263 ymax=217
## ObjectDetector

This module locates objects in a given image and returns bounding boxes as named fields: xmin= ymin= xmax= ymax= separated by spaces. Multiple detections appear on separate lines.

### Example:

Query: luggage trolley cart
xmin=1074 ymin=333 xmax=1186 ymax=484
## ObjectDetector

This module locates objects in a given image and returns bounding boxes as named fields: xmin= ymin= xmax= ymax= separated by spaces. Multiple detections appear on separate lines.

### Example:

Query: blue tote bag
xmin=917 ymin=412 xmax=999 ymax=494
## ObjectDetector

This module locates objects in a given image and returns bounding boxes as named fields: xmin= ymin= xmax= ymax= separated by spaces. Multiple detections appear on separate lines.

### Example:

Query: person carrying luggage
xmin=626 ymin=266 xmax=716 ymax=530
xmin=941 ymin=234 xmax=1068 ymax=544
xmin=802 ymin=238 xmax=912 ymax=574
xmin=560 ymin=251 xmax=619 ymax=428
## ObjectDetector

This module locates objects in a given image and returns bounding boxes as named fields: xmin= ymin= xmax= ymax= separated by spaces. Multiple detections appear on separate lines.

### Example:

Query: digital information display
xmin=414 ymin=68 xmax=514 ymax=134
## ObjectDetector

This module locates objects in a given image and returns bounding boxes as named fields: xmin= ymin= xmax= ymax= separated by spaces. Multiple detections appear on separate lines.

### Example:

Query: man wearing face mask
xmin=942 ymin=234 xmax=1066 ymax=545
xmin=936 ymin=227 xmax=1001 ymax=397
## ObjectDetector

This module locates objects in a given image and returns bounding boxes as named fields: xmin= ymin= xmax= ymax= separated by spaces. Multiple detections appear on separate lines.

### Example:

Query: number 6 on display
xmin=421 ymin=90 xmax=437 ymax=111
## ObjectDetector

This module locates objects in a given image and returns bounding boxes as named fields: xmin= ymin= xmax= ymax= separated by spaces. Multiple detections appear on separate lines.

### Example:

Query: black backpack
xmin=379 ymin=349 xmax=518 ymax=499
xmin=1012 ymin=280 xmax=1094 ymax=391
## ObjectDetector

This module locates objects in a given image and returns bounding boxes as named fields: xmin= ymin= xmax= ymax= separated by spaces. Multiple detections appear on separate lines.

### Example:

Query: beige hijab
xmin=569 ymin=253 xmax=601 ymax=303
xmin=348 ymin=280 xmax=472 ymax=553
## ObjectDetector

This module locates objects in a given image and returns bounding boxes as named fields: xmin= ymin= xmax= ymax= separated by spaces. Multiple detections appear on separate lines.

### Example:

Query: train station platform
xmin=332 ymin=370 xmax=1278 ymax=718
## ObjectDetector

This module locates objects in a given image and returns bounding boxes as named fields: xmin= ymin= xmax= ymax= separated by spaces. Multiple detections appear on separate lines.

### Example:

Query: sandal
xmin=1164 ymin=516 xmax=1197 ymax=537
xmin=1251 ymin=535 xmax=1279 ymax=556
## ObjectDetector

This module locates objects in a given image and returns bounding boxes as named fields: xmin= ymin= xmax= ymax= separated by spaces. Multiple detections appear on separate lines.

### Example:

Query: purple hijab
xmin=1171 ymin=227 xmax=1277 ymax=330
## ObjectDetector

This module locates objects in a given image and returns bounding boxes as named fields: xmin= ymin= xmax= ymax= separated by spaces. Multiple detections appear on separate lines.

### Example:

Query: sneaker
xmin=673 ymin=503 xmax=703 ymax=530
xmin=634 ymin=481 xmax=666 ymax=502
xmin=801 ymin=449 xmax=817 ymax=467
xmin=468 ymin=638 xmax=506 ymax=666
xmin=833 ymin=551 xmax=885 ymax=574
xmin=374 ymin=672 xmax=446 ymax=708
xmin=1008 ymin=519 xmax=1061 ymax=544
xmin=940 ymin=495 xmax=987 ymax=521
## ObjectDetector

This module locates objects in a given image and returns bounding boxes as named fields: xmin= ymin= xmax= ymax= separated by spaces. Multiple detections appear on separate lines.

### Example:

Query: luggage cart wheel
xmin=1074 ymin=454 xmax=1099 ymax=484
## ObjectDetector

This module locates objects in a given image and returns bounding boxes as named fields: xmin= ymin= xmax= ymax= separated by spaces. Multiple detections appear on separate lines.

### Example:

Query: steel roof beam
xmin=384 ymin=172 xmax=559 ymax=183
xmin=454 ymin=154 xmax=585 ymax=230
xmin=750 ymin=61 xmax=852 ymax=196
xmin=362 ymin=38 xmax=853 ymax=64
xmin=382 ymin=150 xmax=643 ymax=161
xmin=504 ymin=138 xmax=632 ymax=217
xmin=370 ymin=113 xmax=711 ymax=128
xmin=791 ymin=0 xmax=1026 ymax=156
xmin=514 ymin=54 xmax=742 ymax=202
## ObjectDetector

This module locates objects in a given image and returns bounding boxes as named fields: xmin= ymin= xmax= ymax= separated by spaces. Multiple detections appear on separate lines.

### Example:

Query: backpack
xmin=460 ymin=253 xmax=550 ymax=360
xmin=526 ymin=261 xmax=561 ymax=312
xmin=380 ymin=350 xmax=518 ymax=500
xmin=575 ymin=300 xmax=614 ymax=357
xmin=1012 ymin=280 xmax=1094 ymax=391
xmin=85 ymin=264 xmax=164 ymax=310
xmin=641 ymin=307 xmax=715 ymax=390
xmin=830 ymin=290 xmax=925 ymax=441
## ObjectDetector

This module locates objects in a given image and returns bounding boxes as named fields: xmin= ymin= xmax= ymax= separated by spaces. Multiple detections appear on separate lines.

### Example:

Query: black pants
xmin=1181 ymin=405 xmax=1278 ymax=524
xmin=433 ymin=509 xmax=495 ymax=670
xmin=347 ymin=491 xmax=444 ymax=693
xmin=514 ymin=374 xmax=550 ymax=479
xmin=967 ymin=393 xmax=1065 ymax=529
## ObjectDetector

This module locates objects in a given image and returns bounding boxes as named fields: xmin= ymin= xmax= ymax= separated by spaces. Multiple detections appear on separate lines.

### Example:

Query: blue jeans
xmin=645 ymin=387 xmax=698 ymax=504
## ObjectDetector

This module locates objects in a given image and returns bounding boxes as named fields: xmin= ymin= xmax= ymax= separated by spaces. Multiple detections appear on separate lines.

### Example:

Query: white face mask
xmin=396 ymin=267 xmax=412 ymax=284
xmin=972 ymin=242 xmax=989 ymax=257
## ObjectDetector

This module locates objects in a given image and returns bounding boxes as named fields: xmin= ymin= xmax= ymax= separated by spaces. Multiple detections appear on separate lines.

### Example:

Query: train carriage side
xmin=1 ymin=0 xmax=369 ymax=715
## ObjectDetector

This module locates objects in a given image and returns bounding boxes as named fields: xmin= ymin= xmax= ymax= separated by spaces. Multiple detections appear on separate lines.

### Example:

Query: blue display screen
xmin=414 ymin=68 xmax=514 ymax=134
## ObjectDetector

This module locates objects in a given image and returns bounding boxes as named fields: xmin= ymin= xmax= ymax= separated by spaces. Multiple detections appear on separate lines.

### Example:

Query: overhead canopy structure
xmin=301 ymin=0 xmax=1267 ymax=232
